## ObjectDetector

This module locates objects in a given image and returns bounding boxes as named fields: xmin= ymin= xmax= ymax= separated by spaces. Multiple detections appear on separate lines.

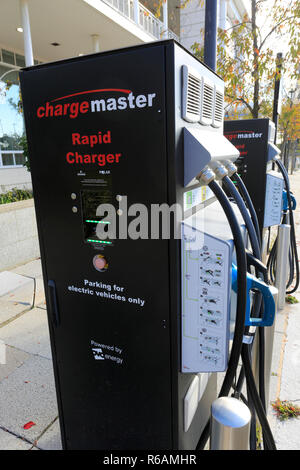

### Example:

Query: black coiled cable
xmin=276 ymin=159 xmax=299 ymax=293
xmin=196 ymin=180 xmax=247 ymax=450
xmin=267 ymin=159 xmax=299 ymax=294
xmin=223 ymin=175 xmax=275 ymax=450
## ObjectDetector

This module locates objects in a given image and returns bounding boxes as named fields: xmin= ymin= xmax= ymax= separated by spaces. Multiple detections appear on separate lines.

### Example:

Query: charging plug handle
xmin=232 ymin=263 xmax=276 ymax=327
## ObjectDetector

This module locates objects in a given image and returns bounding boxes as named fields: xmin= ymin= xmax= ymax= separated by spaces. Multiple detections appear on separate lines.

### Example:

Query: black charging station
xmin=20 ymin=40 xmax=230 ymax=450
xmin=224 ymin=118 xmax=282 ymax=237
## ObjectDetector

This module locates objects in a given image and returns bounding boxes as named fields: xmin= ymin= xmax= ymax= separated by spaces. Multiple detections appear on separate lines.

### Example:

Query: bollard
xmin=275 ymin=224 xmax=290 ymax=310
xmin=210 ymin=397 xmax=251 ymax=450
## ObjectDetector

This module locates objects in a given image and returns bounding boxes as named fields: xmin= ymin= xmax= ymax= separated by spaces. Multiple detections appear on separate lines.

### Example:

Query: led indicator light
xmin=85 ymin=219 xmax=110 ymax=224
xmin=87 ymin=239 xmax=112 ymax=245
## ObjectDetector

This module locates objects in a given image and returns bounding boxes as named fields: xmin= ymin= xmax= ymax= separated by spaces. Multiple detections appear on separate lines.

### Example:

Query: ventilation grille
xmin=182 ymin=65 xmax=201 ymax=122
xmin=212 ymin=88 xmax=224 ymax=127
xmin=200 ymin=79 xmax=214 ymax=125
xmin=181 ymin=65 xmax=224 ymax=128
xmin=186 ymin=73 xmax=201 ymax=118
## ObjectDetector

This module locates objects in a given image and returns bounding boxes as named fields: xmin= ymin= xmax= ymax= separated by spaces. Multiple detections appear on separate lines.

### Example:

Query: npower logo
xmin=36 ymin=88 xmax=157 ymax=119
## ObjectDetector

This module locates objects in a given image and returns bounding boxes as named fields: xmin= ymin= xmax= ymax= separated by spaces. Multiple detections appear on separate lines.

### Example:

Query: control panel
xmin=181 ymin=219 xmax=231 ymax=373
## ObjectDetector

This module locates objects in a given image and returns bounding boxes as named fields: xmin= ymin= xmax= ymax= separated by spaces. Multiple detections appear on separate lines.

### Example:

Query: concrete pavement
xmin=267 ymin=169 xmax=300 ymax=450
xmin=0 ymin=171 xmax=299 ymax=450
xmin=0 ymin=259 xmax=62 ymax=450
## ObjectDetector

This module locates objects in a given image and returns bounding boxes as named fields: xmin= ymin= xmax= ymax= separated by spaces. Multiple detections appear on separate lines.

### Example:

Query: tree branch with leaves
xmin=191 ymin=0 xmax=300 ymax=119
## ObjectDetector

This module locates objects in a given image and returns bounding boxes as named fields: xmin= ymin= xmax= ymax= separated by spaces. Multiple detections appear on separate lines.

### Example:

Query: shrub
xmin=0 ymin=187 xmax=33 ymax=205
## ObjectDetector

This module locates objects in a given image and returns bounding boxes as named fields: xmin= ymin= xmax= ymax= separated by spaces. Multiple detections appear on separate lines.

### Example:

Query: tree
xmin=278 ymin=101 xmax=300 ymax=143
xmin=190 ymin=0 xmax=300 ymax=119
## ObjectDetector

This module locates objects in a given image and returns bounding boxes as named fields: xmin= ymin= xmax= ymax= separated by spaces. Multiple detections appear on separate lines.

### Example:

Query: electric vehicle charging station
xmin=224 ymin=119 xmax=284 ymax=262
xmin=223 ymin=117 xmax=299 ymax=413
xmin=20 ymin=40 xmax=277 ymax=450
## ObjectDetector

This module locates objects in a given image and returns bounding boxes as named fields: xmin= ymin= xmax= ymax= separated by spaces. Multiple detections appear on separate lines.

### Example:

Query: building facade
xmin=180 ymin=0 xmax=250 ymax=52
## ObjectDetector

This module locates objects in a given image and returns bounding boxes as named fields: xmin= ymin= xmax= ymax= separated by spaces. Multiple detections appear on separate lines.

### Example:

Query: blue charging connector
xmin=282 ymin=190 xmax=296 ymax=212
xmin=232 ymin=263 xmax=276 ymax=327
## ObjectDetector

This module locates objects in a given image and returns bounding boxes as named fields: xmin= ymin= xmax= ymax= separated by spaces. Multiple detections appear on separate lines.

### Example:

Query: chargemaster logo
xmin=36 ymin=88 xmax=157 ymax=119
xmin=225 ymin=130 xmax=263 ymax=141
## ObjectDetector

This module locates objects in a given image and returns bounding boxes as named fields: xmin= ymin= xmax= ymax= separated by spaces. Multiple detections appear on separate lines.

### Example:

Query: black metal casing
xmin=20 ymin=40 xmax=222 ymax=450
xmin=224 ymin=118 xmax=273 ymax=235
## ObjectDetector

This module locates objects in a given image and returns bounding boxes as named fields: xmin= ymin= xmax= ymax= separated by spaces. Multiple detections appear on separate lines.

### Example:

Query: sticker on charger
xmin=184 ymin=186 xmax=214 ymax=211
xmin=181 ymin=221 xmax=231 ymax=373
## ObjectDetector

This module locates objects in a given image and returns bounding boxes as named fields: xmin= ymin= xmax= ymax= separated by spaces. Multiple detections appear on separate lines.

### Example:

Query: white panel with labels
xmin=263 ymin=171 xmax=284 ymax=227
xmin=181 ymin=222 xmax=231 ymax=373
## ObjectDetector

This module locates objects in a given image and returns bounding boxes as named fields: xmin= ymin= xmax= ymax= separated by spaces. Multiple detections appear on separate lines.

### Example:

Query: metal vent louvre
xmin=200 ymin=78 xmax=213 ymax=125
xmin=212 ymin=86 xmax=224 ymax=128
xmin=186 ymin=73 xmax=201 ymax=115
xmin=182 ymin=65 xmax=201 ymax=122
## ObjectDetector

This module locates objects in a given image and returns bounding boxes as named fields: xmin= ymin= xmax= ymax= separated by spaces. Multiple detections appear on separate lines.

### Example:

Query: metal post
xmin=272 ymin=53 xmax=283 ymax=145
xmin=275 ymin=224 xmax=291 ymax=310
xmin=133 ymin=0 xmax=139 ymax=25
xmin=284 ymin=140 xmax=290 ymax=173
xmin=219 ymin=0 xmax=227 ymax=29
xmin=19 ymin=0 xmax=34 ymax=67
xmin=210 ymin=397 xmax=251 ymax=450
xmin=204 ymin=0 xmax=218 ymax=71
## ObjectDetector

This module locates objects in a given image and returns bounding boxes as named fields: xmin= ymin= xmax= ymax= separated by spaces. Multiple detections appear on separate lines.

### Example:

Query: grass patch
xmin=286 ymin=295 xmax=299 ymax=304
xmin=272 ymin=399 xmax=300 ymax=420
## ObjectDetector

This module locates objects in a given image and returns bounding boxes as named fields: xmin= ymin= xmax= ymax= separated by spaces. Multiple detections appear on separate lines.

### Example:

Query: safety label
xmin=181 ymin=222 xmax=231 ymax=373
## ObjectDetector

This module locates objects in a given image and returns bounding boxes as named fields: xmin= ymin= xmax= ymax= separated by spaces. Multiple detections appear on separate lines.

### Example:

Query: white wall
xmin=179 ymin=0 xmax=249 ymax=52
xmin=0 ymin=167 xmax=32 ymax=194
xmin=180 ymin=0 xmax=206 ymax=52
xmin=0 ymin=198 xmax=40 ymax=270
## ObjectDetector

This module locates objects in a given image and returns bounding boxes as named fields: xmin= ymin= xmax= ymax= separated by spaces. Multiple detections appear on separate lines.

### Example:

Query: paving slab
xmin=35 ymin=418 xmax=62 ymax=450
xmin=1 ymin=278 xmax=45 ymax=308
xmin=0 ymin=355 xmax=58 ymax=444
xmin=0 ymin=299 xmax=31 ymax=326
xmin=0 ymin=428 xmax=33 ymax=450
xmin=0 ymin=345 xmax=30 ymax=382
xmin=11 ymin=258 xmax=43 ymax=279
xmin=0 ymin=307 xmax=51 ymax=359
xmin=0 ymin=265 xmax=45 ymax=327
xmin=0 ymin=271 xmax=33 ymax=296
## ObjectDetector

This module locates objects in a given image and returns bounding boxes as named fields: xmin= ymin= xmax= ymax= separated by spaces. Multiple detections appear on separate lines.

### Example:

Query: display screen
xmin=81 ymin=177 xmax=113 ymax=245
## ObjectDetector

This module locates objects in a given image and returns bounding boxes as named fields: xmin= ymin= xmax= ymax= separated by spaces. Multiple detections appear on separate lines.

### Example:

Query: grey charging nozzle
xmin=223 ymin=161 xmax=237 ymax=177
xmin=196 ymin=166 xmax=216 ymax=185
xmin=209 ymin=161 xmax=228 ymax=180
xmin=268 ymin=142 xmax=281 ymax=161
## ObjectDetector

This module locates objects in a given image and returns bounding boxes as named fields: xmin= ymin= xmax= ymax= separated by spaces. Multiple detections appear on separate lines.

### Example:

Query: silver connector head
xmin=209 ymin=161 xmax=228 ymax=180
xmin=223 ymin=161 xmax=237 ymax=177
xmin=196 ymin=166 xmax=216 ymax=185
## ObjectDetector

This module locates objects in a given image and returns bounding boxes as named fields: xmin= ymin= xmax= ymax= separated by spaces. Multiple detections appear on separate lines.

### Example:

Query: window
xmin=2 ymin=153 xmax=14 ymax=166
xmin=15 ymin=54 xmax=26 ymax=68
xmin=15 ymin=153 xmax=25 ymax=165
xmin=2 ymin=49 xmax=15 ymax=65
xmin=0 ymin=152 xmax=25 ymax=168
xmin=0 ymin=47 xmax=41 ymax=170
